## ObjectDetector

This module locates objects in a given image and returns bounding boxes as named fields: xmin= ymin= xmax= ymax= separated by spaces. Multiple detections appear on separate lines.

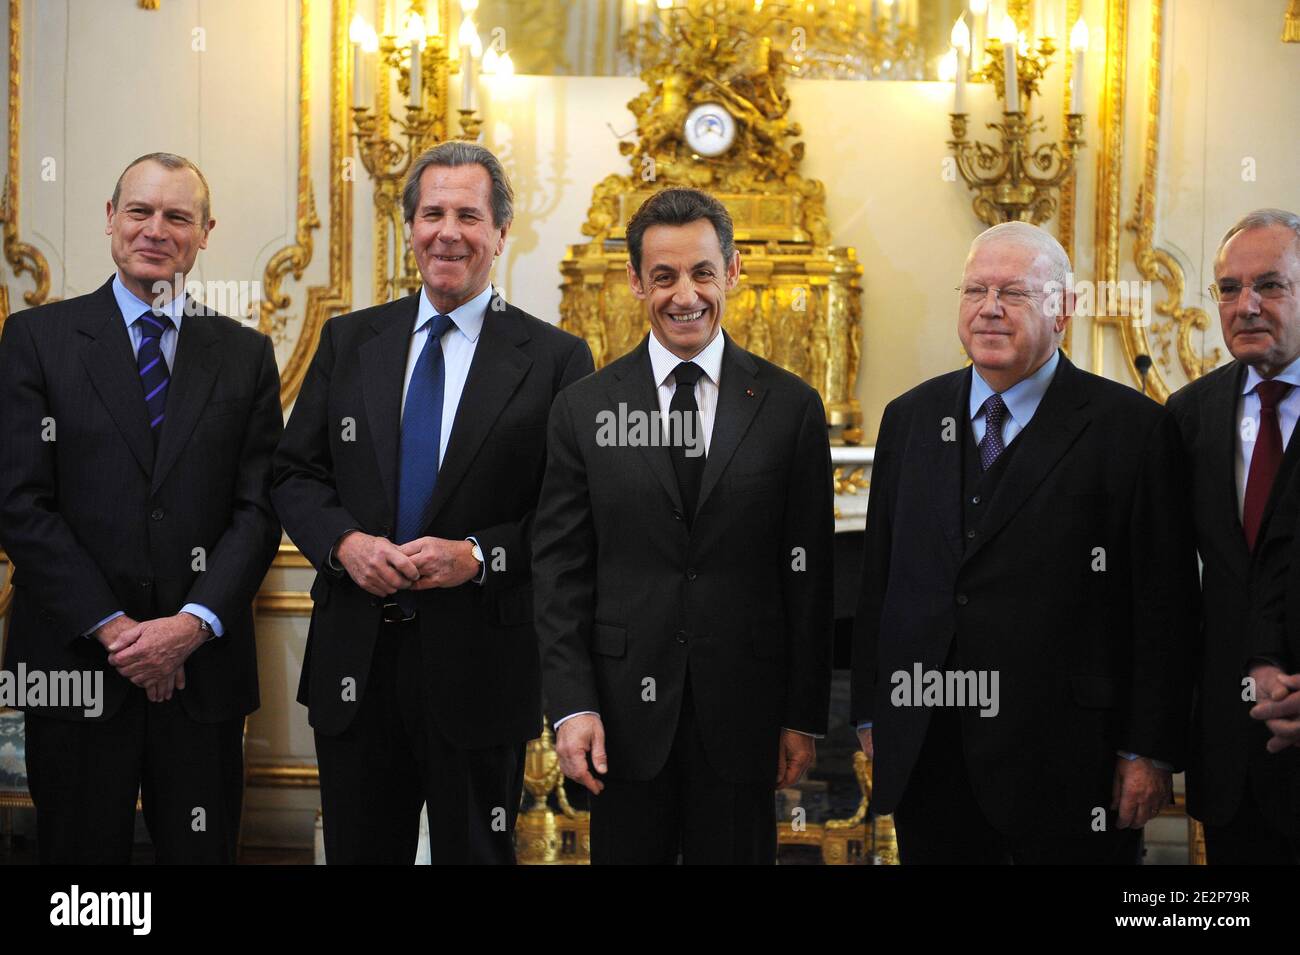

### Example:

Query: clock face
xmin=684 ymin=103 xmax=736 ymax=158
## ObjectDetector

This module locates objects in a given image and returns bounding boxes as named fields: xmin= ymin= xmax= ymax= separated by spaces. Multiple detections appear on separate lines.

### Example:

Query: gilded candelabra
xmin=350 ymin=0 xmax=484 ymax=302
xmin=947 ymin=21 xmax=1087 ymax=226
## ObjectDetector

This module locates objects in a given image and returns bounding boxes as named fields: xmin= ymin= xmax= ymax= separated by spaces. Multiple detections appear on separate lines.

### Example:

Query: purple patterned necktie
xmin=135 ymin=310 xmax=173 ymax=445
xmin=978 ymin=393 xmax=1008 ymax=471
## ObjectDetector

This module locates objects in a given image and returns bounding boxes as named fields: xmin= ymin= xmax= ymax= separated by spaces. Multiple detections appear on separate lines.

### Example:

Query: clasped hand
xmin=335 ymin=531 xmax=480 ymax=597
xmin=99 ymin=613 xmax=206 ymax=703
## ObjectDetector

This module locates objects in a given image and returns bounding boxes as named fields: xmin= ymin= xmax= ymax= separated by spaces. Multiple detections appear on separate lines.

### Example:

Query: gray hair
xmin=967 ymin=220 xmax=1071 ymax=289
xmin=1216 ymin=208 xmax=1300 ymax=265
xmin=111 ymin=152 xmax=212 ymax=223
xmin=625 ymin=187 xmax=736 ymax=277
xmin=401 ymin=141 xmax=514 ymax=228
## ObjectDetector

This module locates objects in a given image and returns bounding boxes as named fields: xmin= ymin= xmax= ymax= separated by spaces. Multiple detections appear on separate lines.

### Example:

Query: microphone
xmin=1135 ymin=354 xmax=1153 ymax=395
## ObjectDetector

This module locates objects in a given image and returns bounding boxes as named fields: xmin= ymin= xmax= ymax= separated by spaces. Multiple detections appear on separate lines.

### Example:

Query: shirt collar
xmin=970 ymin=348 xmax=1061 ymax=425
xmin=1241 ymin=353 xmax=1300 ymax=396
xmin=415 ymin=283 xmax=492 ymax=342
xmin=648 ymin=328 xmax=726 ymax=389
xmin=112 ymin=272 xmax=187 ymax=329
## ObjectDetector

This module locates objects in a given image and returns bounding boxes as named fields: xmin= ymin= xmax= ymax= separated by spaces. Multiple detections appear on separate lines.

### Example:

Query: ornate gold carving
xmin=1285 ymin=0 xmax=1300 ymax=41
xmin=1 ymin=0 xmax=52 ymax=326
xmin=138 ymin=0 xmax=160 ymax=9
xmin=1114 ymin=0 xmax=1218 ymax=401
xmin=1091 ymin=0 xmax=1127 ymax=377
xmin=561 ymin=2 xmax=861 ymax=439
xmin=259 ymin=0 xmax=321 ymax=347
xmin=517 ymin=718 xmax=589 ymax=863
xmin=833 ymin=466 xmax=868 ymax=497
xmin=277 ymin=0 xmax=354 ymax=408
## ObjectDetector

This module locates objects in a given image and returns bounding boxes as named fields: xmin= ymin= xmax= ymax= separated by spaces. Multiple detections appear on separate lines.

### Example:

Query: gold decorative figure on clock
xmin=559 ymin=0 xmax=864 ymax=442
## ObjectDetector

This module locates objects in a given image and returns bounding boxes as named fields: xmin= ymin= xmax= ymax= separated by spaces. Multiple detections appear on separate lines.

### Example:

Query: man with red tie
xmin=1167 ymin=208 xmax=1300 ymax=864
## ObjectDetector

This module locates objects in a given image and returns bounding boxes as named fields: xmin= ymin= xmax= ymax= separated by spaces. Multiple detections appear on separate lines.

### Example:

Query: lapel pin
xmin=745 ymin=388 xmax=755 ymax=397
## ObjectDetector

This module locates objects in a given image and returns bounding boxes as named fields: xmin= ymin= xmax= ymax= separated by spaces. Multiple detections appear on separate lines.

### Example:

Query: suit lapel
xmin=151 ymin=302 xmax=222 ymax=493
xmin=928 ymin=368 xmax=969 ymax=564
xmin=1258 ymin=373 xmax=1300 ymax=543
xmin=1209 ymin=362 xmax=1251 ymax=578
xmin=607 ymin=336 xmax=682 ymax=512
xmin=695 ymin=334 xmax=765 ymax=517
xmin=360 ymin=294 xmax=419 ymax=519
xmin=418 ymin=300 xmax=533 ymax=531
xmin=77 ymin=279 xmax=154 ymax=478
xmin=961 ymin=353 xmax=1091 ymax=567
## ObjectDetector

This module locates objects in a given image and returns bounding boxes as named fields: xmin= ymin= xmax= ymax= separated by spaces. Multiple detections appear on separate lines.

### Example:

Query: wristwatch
xmin=469 ymin=540 xmax=484 ymax=566
xmin=187 ymin=613 xmax=214 ymax=642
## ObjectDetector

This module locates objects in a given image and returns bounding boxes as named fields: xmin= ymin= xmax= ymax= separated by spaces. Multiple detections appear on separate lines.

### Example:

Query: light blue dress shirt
xmin=969 ymin=349 xmax=1060 ymax=446
xmin=85 ymin=275 xmax=223 ymax=639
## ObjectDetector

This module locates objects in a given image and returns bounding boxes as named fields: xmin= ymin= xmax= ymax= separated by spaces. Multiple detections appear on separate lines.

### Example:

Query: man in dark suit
xmin=1167 ymin=208 xmax=1300 ymax=863
xmin=851 ymin=221 xmax=1198 ymax=864
xmin=0 ymin=152 xmax=283 ymax=863
xmin=533 ymin=188 xmax=833 ymax=864
xmin=272 ymin=141 xmax=593 ymax=864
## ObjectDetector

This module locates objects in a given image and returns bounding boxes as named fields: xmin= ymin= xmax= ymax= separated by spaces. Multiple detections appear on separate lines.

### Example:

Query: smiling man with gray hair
xmin=273 ymin=141 xmax=593 ymax=864
xmin=851 ymin=220 xmax=1198 ymax=864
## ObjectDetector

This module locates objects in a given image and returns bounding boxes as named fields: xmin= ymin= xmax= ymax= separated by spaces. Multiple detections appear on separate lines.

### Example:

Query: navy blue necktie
xmin=135 ymin=310 xmax=173 ymax=446
xmin=396 ymin=313 xmax=454 ymax=545
xmin=978 ymin=394 xmax=1008 ymax=471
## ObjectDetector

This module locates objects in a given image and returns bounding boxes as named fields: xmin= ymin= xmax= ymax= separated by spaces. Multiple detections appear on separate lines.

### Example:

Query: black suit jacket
xmin=851 ymin=353 xmax=1198 ymax=837
xmin=0 ymin=277 xmax=283 ymax=722
xmin=272 ymin=290 xmax=594 ymax=745
xmin=532 ymin=333 xmax=834 ymax=785
xmin=1167 ymin=360 xmax=1300 ymax=834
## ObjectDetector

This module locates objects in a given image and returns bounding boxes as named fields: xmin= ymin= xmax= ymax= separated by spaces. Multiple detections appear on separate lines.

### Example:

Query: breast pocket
xmin=726 ymin=466 xmax=784 ymax=495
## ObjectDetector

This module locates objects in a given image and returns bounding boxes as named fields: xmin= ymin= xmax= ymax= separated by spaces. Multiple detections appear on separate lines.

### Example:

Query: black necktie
xmin=135 ymin=310 xmax=173 ymax=447
xmin=669 ymin=361 xmax=706 ymax=523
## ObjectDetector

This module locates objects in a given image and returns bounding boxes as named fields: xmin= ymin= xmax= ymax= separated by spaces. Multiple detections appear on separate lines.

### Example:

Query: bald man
xmin=851 ymin=222 xmax=1198 ymax=864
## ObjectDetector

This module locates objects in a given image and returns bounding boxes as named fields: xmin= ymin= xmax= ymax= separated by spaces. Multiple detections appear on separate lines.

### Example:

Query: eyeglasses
xmin=956 ymin=285 xmax=1041 ymax=307
xmin=1208 ymin=279 xmax=1294 ymax=303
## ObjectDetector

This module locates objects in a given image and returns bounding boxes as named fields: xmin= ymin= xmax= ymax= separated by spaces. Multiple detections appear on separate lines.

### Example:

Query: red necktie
xmin=1243 ymin=379 xmax=1292 ymax=552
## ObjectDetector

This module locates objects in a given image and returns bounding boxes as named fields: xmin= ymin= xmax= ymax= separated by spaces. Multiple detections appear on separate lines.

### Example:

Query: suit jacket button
xmin=956 ymin=594 xmax=969 ymax=606
xmin=970 ymin=495 xmax=981 ymax=505
xmin=672 ymin=510 xmax=683 ymax=521
xmin=686 ymin=569 xmax=697 ymax=581
xmin=139 ymin=579 xmax=152 ymax=589
xmin=150 ymin=507 xmax=164 ymax=521
xmin=675 ymin=630 xmax=688 ymax=645
xmin=966 ymin=529 xmax=976 ymax=539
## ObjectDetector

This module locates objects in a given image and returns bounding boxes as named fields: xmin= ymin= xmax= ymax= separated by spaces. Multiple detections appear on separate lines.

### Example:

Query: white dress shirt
xmin=402 ymin=283 xmax=493 ymax=462
xmin=647 ymin=326 xmax=725 ymax=454
xmin=1234 ymin=356 xmax=1300 ymax=520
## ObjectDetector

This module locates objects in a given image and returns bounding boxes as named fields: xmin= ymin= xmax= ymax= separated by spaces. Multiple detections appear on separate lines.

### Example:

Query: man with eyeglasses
xmin=851 ymin=221 xmax=1198 ymax=864
xmin=1166 ymin=208 xmax=1300 ymax=864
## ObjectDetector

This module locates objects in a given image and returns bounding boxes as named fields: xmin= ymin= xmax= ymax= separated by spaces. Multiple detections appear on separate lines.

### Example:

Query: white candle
xmin=950 ymin=18 xmax=970 ymax=113
xmin=1069 ymin=17 xmax=1088 ymax=113
xmin=349 ymin=13 xmax=368 ymax=107
xmin=999 ymin=14 xmax=1018 ymax=111
xmin=410 ymin=42 xmax=422 ymax=106
xmin=459 ymin=15 xmax=480 ymax=111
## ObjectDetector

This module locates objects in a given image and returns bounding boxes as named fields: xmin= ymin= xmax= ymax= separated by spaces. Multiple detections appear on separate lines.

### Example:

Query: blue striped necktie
xmin=396 ymin=312 xmax=454 ymax=544
xmin=135 ymin=310 xmax=173 ymax=445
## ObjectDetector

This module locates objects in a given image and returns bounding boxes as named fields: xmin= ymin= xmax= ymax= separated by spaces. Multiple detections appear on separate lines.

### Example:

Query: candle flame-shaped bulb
xmin=1070 ymin=17 xmax=1089 ymax=51
xmin=950 ymin=17 xmax=970 ymax=53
